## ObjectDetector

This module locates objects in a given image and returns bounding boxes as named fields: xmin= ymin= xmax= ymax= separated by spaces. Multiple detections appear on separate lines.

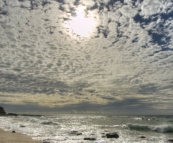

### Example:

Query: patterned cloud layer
xmin=0 ymin=0 xmax=173 ymax=114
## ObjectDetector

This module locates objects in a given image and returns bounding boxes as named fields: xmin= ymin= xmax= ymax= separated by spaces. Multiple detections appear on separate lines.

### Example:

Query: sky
xmin=0 ymin=0 xmax=173 ymax=115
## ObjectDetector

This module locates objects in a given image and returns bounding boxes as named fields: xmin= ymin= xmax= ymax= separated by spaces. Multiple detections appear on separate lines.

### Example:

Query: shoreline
xmin=0 ymin=128 xmax=42 ymax=143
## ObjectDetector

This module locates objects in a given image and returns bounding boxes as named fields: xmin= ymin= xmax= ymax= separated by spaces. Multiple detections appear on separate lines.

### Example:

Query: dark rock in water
xmin=0 ymin=106 xmax=6 ymax=115
xmin=69 ymin=131 xmax=78 ymax=134
xmin=168 ymin=139 xmax=173 ymax=142
xmin=76 ymin=132 xmax=82 ymax=135
xmin=102 ymin=132 xmax=106 ymax=137
xmin=140 ymin=136 xmax=146 ymax=139
xmin=84 ymin=137 xmax=96 ymax=141
xmin=12 ymin=130 xmax=16 ymax=133
xmin=69 ymin=131 xmax=82 ymax=135
xmin=43 ymin=139 xmax=51 ymax=143
xmin=20 ymin=125 xmax=26 ymax=128
xmin=106 ymin=132 xmax=119 ymax=138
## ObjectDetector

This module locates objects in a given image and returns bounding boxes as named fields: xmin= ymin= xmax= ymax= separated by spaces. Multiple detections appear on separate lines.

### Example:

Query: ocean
xmin=0 ymin=114 xmax=173 ymax=143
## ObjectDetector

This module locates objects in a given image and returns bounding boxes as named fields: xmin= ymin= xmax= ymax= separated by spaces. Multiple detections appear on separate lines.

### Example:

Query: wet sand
xmin=0 ymin=128 xmax=42 ymax=143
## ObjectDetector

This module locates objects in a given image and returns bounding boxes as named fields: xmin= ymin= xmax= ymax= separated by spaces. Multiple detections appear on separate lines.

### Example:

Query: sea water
xmin=0 ymin=114 xmax=173 ymax=143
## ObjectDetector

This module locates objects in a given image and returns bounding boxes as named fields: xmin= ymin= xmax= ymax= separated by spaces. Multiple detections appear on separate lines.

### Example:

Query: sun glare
xmin=66 ymin=8 xmax=96 ymax=37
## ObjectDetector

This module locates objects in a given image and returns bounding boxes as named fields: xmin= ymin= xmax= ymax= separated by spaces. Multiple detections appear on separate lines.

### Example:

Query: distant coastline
xmin=7 ymin=113 xmax=43 ymax=117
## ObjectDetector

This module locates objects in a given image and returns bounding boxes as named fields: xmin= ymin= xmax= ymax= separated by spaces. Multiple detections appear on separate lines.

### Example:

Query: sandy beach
xmin=0 ymin=128 xmax=42 ymax=143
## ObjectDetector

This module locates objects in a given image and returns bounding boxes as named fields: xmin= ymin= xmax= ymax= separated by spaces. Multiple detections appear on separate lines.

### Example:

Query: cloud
xmin=0 ymin=0 xmax=173 ymax=114
xmin=119 ymin=5 xmax=137 ymax=18
xmin=0 ymin=91 xmax=110 ymax=108
xmin=81 ymin=0 xmax=95 ymax=8
xmin=140 ymin=0 xmax=172 ymax=18
xmin=2 ymin=97 xmax=172 ymax=115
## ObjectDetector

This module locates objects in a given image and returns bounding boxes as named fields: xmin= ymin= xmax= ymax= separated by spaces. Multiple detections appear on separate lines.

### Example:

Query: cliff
xmin=0 ymin=106 xmax=6 ymax=115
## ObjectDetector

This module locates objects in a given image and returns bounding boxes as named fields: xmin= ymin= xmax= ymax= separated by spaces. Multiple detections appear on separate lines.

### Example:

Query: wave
xmin=29 ymin=118 xmax=40 ymax=123
xmin=28 ymin=118 xmax=58 ymax=125
xmin=133 ymin=117 xmax=142 ymax=120
xmin=41 ymin=120 xmax=58 ymax=125
xmin=128 ymin=124 xmax=173 ymax=133
xmin=152 ymin=125 xmax=173 ymax=133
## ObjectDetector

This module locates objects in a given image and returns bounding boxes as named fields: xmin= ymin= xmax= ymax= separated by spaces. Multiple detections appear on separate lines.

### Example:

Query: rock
xmin=106 ymin=132 xmax=119 ymax=138
xmin=0 ymin=106 xmax=6 ymax=115
xmin=69 ymin=131 xmax=82 ymax=135
xmin=20 ymin=125 xmax=26 ymax=128
xmin=43 ymin=139 xmax=51 ymax=143
xmin=168 ymin=139 xmax=173 ymax=142
xmin=84 ymin=137 xmax=96 ymax=141
xmin=102 ymin=132 xmax=106 ymax=137
xmin=140 ymin=136 xmax=146 ymax=139
xmin=69 ymin=131 xmax=78 ymax=134
xmin=12 ymin=130 xmax=16 ymax=133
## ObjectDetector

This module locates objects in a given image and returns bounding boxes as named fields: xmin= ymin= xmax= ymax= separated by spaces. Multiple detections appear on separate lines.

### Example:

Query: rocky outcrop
xmin=106 ymin=132 xmax=119 ymax=138
xmin=168 ymin=139 xmax=173 ymax=142
xmin=0 ymin=106 xmax=6 ymax=115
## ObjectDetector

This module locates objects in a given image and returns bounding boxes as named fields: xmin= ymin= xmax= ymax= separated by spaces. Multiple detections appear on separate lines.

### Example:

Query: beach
xmin=0 ymin=115 xmax=173 ymax=143
xmin=0 ymin=128 xmax=41 ymax=143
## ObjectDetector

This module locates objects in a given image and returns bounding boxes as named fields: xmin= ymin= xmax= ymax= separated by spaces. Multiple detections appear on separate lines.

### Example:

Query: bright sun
xmin=66 ymin=7 xmax=96 ymax=37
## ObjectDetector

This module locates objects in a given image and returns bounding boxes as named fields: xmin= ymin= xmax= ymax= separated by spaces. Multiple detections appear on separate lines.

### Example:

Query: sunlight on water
xmin=0 ymin=115 xmax=173 ymax=143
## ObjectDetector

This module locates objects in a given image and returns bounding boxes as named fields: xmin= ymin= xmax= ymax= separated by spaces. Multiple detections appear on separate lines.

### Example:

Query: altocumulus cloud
xmin=0 ymin=0 xmax=173 ymax=114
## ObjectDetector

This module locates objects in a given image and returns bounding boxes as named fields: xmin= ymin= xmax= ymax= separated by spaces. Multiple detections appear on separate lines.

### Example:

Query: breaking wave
xmin=41 ymin=120 xmax=58 ymax=125
xmin=28 ymin=118 xmax=58 ymax=125
xmin=128 ymin=124 xmax=173 ymax=133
